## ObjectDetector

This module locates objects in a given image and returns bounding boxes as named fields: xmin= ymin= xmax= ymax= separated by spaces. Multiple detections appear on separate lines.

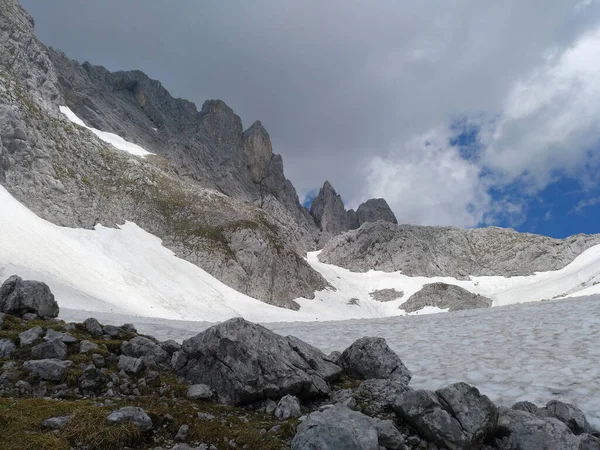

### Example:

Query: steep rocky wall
xmin=319 ymin=221 xmax=600 ymax=278
xmin=0 ymin=0 xmax=327 ymax=308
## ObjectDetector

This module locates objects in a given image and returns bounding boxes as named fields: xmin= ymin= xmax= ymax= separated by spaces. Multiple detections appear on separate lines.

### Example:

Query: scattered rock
xmin=395 ymin=383 xmax=498 ymax=450
xmin=354 ymin=378 xmax=412 ymax=416
xmin=0 ymin=276 xmax=59 ymax=318
xmin=106 ymin=406 xmax=152 ymax=431
xmin=121 ymin=336 xmax=169 ymax=368
xmin=544 ymin=400 xmax=593 ymax=435
xmin=44 ymin=329 xmax=78 ymax=344
xmin=31 ymin=338 xmax=67 ymax=360
xmin=23 ymin=359 xmax=72 ymax=381
xmin=91 ymin=354 xmax=105 ymax=368
xmin=292 ymin=404 xmax=390 ymax=450
xmin=121 ymin=323 xmax=137 ymax=333
xmin=42 ymin=415 xmax=71 ymax=430
xmin=102 ymin=325 xmax=123 ymax=339
xmin=512 ymin=401 xmax=539 ymax=414
xmin=79 ymin=340 xmax=99 ymax=353
xmin=171 ymin=350 xmax=188 ymax=371
xmin=495 ymin=407 xmax=585 ymax=450
xmin=19 ymin=326 xmax=44 ymax=346
xmin=83 ymin=318 xmax=103 ymax=336
xmin=175 ymin=424 xmax=189 ymax=441
xmin=118 ymin=355 xmax=145 ymax=375
xmin=78 ymin=364 xmax=107 ymax=394
xmin=187 ymin=384 xmax=214 ymax=401
xmin=339 ymin=336 xmax=411 ymax=383
xmin=0 ymin=339 xmax=16 ymax=358
xmin=275 ymin=394 xmax=302 ymax=420
xmin=179 ymin=318 xmax=341 ymax=405
xmin=161 ymin=339 xmax=182 ymax=355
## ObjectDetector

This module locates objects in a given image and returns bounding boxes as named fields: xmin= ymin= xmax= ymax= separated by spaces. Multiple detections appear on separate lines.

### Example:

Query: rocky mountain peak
xmin=356 ymin=198 xmax=397 ymax=226
xmin=242 ymin=120 xmax=272 ymax=183
xmin=310 ymin=181 xmax=358 ymax=246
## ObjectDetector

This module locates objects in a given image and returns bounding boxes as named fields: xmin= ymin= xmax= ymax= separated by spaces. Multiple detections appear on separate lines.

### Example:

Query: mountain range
xmin=2 ymin=0 xmax=600 ymax=321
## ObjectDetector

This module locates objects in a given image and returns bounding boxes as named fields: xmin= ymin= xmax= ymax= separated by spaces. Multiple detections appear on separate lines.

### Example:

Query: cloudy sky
xmin=21 ymin=0 xmax=600 ymax=237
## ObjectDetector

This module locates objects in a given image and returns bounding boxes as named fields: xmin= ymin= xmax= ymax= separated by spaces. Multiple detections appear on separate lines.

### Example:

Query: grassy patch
xmin=0 ymin=396 xmax=295 ymax=450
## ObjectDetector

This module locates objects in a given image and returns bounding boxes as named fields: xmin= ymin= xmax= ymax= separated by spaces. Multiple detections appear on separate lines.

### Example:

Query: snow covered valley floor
xmin=61 ymin=295 xmax=600 ymax=428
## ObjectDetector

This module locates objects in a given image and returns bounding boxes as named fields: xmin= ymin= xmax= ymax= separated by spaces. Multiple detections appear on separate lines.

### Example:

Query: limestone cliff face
xmin=0 ymin=0 xmax=327 ymax=308
xmin=319 ymin=221 xmax=600 ymax=278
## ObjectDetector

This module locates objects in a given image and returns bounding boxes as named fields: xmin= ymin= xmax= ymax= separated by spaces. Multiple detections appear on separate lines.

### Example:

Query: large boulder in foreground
xmin=339 ymin=337 xmax=411 ymax=384
xmin=178 ymin=317 xmax=342 ymax=405
xmin=291 ymin=404 xmax=405 ymax=450
xmin=0 ymin=275 xmax=59 ymax=318
xmin=395 ymin=382 xmax=498 ymax=450
xmin=495 ymin=407 xmax=599 ymax=450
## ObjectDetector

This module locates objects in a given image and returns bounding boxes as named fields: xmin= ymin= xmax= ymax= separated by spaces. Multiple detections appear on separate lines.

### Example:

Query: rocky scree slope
xmin=320 ymin=221 xmax=600 ymax=278
xmin=0 ymin=0 xmax=331 ymax=308
xmin=0 ymin=276 xmax=598 ymax=450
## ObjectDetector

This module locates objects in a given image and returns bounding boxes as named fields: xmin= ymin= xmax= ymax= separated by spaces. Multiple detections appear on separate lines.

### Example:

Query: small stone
xmin=175 ymin=424 xmax=189 ymax=442
xmin=197 ymin=412 xmax=216 ymax=421
xmin=0 ymin=339 xmax=16 ymax=358
xmin=118 ymin=355 xmax=144 ymax=374
xmin=79 ymin=340 xmax=99 ymax=354
xmin=268 ymin=425 xmax=281 ymax=433
xmin=106 ymin=406 xmax=152 ymax=431
xmin=44 ymin=329 xmax=78 ymax=344
xmin=103 ymin=325 xmax=123 ymax=339
xmin=83 ymin=318 xmax=103 ymax=336
xmin=187 ymin=384 xmax=214 ymax=401
xmin=19 ymin=326 xmax=44 ymax=346
xmin=92 ymin=354 xmax=106 ymax=368
xmin=275 ymin=395 xmax=302 ymax=420
xmin=31 ymin=338 xmax=67 ymax=360
xmin=42 ymin=415 xmax=71 ymax=430
xmin=121 ymin=323 xmax=137 ymax=333
xmin=23 ymin=359 xmax=72 ymax=381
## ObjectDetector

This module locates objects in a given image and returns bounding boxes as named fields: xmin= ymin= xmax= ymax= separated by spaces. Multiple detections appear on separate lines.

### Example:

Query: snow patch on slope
xmin=59 ymin=106 xmax=153 ymax=157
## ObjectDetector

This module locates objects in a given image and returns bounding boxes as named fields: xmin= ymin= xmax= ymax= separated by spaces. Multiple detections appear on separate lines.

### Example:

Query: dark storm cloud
xmin=20 ymin=0 xmax=600 ymax=226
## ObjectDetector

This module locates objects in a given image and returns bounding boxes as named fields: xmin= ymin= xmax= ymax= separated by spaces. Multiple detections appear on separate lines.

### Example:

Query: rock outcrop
xmin=178 ymin=317 xmax=342 ymax=405
xmin=400 ymin=282 xmax=492 ymax=312
xmin=320 ymin=221 xmax=600 ymax=278
xmin=0 ymin=275 xmax=59 ymax=318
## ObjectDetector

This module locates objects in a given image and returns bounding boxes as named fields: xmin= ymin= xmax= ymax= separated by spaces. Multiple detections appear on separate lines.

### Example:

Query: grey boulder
xmin=83 ymin=318 xmax=103 ymax=336
xmin=23 ymin=359 xmax=72 ymax=381
xmin=275 ymin=394 xmax=302 ymax=420
xmin=44 ymin=329 xmax=78 ymax=344
xmin=495 ymin=407 xmax=593 ymax=450
xmin=0 ymin=339 xmax=16 ymax=358
xmin=121 ymin=336 xmax=169 ymax=369
xmin=544 ymin=400 xmax=594 ymax=435
xmin=186 ymin=384 xmax=214 ymax=401
xmin=179 ymin=317 xmax=341 ymax=405
xmin=118 ymin=355 xmax=145 ymax=374
xmin=31 ymin=338 xmax=67 ymax=360
xmin=0 ymin=275 xmax=59 ymax=318
xmin=339 ymin=337 xmax=411 ymax=384
xmin=19 ymin=326 xmax=44 ymax=346
xmin=79 ymin=340 xmax=99 ymax=354
xmin=291 ymin=404 xmax=403 ymax=450
xmin=394 ymin=382 xmax=497 ymax=450
xmin=106 ymin=406 xmax=152 ymax=431
xmin=42 ymin=415 xmax=71 ymax=430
